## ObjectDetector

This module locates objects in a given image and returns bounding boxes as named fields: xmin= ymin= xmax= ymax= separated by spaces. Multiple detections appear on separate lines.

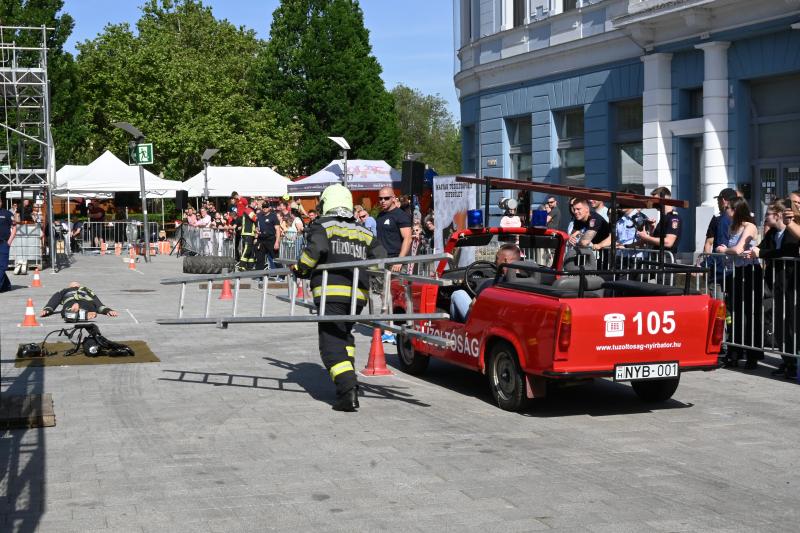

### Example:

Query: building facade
xmin=455 ymin=0 xmax=800 ymax=251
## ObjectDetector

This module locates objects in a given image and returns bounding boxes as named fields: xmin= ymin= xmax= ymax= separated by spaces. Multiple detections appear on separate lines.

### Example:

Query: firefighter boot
xmin=332 ymin=388 xmax=358 ymax=412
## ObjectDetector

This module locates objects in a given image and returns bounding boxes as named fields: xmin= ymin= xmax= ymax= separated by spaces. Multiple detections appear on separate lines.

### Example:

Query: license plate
xmin=614 ymin=362 xmax=679 ymax=382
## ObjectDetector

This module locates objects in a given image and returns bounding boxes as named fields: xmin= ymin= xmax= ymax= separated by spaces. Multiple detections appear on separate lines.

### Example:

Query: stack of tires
xmin=182 ymin=256 xmax=237 ymax=274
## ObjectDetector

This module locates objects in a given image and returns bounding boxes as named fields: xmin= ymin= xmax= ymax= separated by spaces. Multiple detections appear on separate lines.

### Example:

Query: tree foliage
xmin=391 ymin=84 xmax=461 ymax=175
xmin=256 ymin=0 xmax=400 ymax=174
xmin=0 ymin=0 xmax=85 ymax=166
xmin=74 ymin=0 xmax=300 ymax=180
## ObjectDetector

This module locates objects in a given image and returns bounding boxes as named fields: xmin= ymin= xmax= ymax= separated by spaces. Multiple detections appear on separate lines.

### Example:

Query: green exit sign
xmin=128 ymin=143 xmax=154 ymax=165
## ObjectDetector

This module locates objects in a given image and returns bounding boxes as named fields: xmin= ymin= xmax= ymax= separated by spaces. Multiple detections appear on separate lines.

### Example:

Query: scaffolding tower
xmin=0 ymin=25 xmax=57 ymax=269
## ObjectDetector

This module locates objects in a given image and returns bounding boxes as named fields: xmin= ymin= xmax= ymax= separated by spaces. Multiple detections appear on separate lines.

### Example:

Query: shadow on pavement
xmin=385 ymin=352 xmax=691 ymax=417
xmin=159 ymin=356 xmax=430 ymax=408
xmin=0 ymin=363 xmax=46 ymax=533
xmin=719 ymin=353 xmax=799 ymax=384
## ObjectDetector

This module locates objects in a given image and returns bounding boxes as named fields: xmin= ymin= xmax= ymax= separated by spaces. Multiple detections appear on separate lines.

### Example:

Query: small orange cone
xmin=128 ymin=257 xmax=136 ymax=270
xmin=30 ymin=268 xmax=42 ymax=288
xmin=100 ymin=241 xmax=107 ymax=255
xmin=219 ymin=279 xmax=233 ymax=300
xmin=361 ymin=327 xmax=393 ymax=376
xmin=296 ymin=280 xmax=305 ymax=299
xmin=19 ymin=298 xmax=42 ymax=327
xmin=114 ymin=243 xmax=122 ymax=256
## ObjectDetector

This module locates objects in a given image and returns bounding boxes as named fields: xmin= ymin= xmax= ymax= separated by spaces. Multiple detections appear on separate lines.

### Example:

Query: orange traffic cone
xmin=30 ymin=268 xmax=42 ymax=288
xmin=18 ymin=298 xmax=42 ymax=327
xmin=114 ymin=243 xmax=122 ymax=256
xmin=128 ymin=257 xmax=136 ymax=270
xmin=361 ymin=327 xmax=393 ymax=376
xmin=219 ymin=279 xmax=233 ymax=300
xmin=100 ymin=241 xmax=107 ymax=255
xmin=296 ymin=280 xmax=305 ymax=299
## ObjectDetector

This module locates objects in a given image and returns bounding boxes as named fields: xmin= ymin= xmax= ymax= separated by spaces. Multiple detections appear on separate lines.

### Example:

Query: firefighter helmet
xmin=319 ymin=184 xmax=353 ymax=217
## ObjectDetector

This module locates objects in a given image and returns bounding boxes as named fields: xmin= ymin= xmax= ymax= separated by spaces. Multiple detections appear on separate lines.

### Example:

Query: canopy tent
xmin=287 ymin=159 xmax=401 ymax=194
xmin=183 ymin=165 xmax=293 ymax=198
xmin=53 ymin=150 xmax=185 ymax=197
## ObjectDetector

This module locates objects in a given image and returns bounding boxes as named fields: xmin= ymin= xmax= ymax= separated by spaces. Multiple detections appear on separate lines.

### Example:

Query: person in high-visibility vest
xmin=237 ymin=197 xmax=258 ymax=271
xmin=292 ymin=184 xmax=386 ymax=411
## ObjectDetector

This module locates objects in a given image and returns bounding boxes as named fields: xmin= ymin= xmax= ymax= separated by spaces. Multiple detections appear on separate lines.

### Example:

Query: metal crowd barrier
xmin=278 ymin=234 xmax=303 ymax=261
xmin=77 ymin=221 xmax=159 ymax=253
xmin=695 ymin=253 xmax=798 ymax=359
xmin=179 ymin=224 xmax=235 ymax=257
xmin=9 ymin=223 xmax=42 ymax=266
xmin=156 ymin=253 xmax=455 ymax=348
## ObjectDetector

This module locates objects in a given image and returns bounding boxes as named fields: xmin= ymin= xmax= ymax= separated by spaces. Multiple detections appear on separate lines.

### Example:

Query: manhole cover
xmin=120 ymin=289 xmax=156 ymax=293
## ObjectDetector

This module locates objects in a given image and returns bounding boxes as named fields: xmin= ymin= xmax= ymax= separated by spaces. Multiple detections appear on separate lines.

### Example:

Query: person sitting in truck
xmin=568 ymin=199 xmax=610 ymax=251
xmin=450 ymin=244 xmax=522 ymax=323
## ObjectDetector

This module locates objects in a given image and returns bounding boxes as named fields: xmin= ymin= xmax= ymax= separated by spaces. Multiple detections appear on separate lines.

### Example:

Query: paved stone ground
xmin=1 ymin=255 xmax=799 ymax=532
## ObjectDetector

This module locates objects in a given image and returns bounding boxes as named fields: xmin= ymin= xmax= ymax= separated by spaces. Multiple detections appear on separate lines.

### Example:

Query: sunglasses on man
xmin=378 ymin=196 xmax=393 ymax=201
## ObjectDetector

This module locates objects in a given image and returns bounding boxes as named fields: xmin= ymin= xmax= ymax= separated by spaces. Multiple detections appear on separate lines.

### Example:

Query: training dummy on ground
xmin=291 ymin=184 xmax=386 ymax=412
xmin=40 ymin=281 xmax=119 ymax=321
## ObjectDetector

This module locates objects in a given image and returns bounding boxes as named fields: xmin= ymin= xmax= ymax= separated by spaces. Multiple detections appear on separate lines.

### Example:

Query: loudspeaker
xmin=401 ymin=160 xmax=425 ymax=197
xmin=114 ymin=191 xmax=139 ymax=208
xmin=176 ymin=190 xmax=189 ymax=211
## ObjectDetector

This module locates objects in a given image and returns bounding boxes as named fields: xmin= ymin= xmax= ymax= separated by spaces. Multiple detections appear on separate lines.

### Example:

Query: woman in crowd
xmin=715 ymin=197 xmax=762 ymax=368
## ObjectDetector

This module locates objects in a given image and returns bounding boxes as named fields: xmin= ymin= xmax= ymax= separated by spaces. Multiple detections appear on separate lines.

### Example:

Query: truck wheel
xmin=487 ymin=341 xmax=529 ymax=412
xmin=631 ymin=377 xmax=680 ymax=403
xmin=397 ymin=334 xmax=430 ymax=375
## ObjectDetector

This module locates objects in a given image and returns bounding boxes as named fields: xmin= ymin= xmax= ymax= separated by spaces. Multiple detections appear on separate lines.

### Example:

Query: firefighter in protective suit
xmin=292 ymin=184 xmax=386 ymax=411
xmin=237 ymin=197 xmax=258 ymax=271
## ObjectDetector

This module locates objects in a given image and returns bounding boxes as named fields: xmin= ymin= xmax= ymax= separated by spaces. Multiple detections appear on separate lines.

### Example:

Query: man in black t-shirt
xmin=375 ymin=187 xmax=412 ymax=270
xmin=637 ymin=187 xmax=681 ymax=252
xmin=568 ymin=199 xmax=610 ymax=249
xmin=255 ymin=203 xmax=282 ymax=271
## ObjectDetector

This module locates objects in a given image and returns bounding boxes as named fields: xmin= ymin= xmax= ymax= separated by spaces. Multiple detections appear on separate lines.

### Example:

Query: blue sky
xmin=61 ymin=0 xmax=460 ymax=117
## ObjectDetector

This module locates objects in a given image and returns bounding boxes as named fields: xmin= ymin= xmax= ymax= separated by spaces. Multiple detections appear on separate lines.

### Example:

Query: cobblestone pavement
xmin=1 ymin=255 xmax=799 ymax=532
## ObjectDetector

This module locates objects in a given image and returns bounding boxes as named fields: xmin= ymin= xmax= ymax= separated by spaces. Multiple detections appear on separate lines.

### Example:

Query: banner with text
xmin=433 ymin=175 xmax=476 ymax=266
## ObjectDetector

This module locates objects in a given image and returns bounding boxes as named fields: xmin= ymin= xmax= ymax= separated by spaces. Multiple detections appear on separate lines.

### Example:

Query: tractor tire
xmin=397 ymin=333 xmax=430 ymax=375
xmin=182 ymin=256 xmax=237 ymax=275
xmin=487 ymin=340 xmax=529 ymax=412
xmin=631 ymin=377 xmax=680 ymax=403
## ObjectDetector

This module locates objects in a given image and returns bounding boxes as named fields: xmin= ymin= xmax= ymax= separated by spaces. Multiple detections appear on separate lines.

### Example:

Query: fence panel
xmin=695 ymin=253 xmax=798 ymax=359
xmin=9 ymin=223 xmax=42 ymax=266
xmin=78 ymin=221 xmax=159 ymax=253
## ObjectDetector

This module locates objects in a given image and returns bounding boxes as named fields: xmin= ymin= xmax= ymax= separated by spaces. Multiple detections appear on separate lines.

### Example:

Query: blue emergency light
xmin=467 ymin=209 xmax=483 ymax=229
xmin=531 ymin=209 xmax=548 ymax=227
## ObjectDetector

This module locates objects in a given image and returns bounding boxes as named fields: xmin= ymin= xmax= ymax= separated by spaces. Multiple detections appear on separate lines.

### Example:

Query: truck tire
xmin=182 ymin=256 xmax=237 ymax=275
xmin=631 ymin=377 xmax=680 ymax=403
xmin=487 ymin=341 xmax=529 ymax=412
xmin=397 ymin=333 xmax=429 ymax=375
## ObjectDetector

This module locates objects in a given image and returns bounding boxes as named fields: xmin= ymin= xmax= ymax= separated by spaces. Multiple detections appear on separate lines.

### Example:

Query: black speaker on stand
xmin=401 ymin=160 xmax=425 ymax=197
xmin=175 ymin=190 xmax=189 ymax=212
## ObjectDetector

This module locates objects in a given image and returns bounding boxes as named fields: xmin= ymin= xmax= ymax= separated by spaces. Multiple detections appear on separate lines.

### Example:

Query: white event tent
xmin=54 ymin=150 xmax=185 ymax=197
xmin=183 ymin=165 xmax=292 ymax=198
xmin=287 ymin=159 xmax=401 ymax=194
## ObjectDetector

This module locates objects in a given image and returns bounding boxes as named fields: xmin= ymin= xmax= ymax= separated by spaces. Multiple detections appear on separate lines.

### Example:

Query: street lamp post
xmin=201 ymin=148 xmax=220 ymax=202
xmin=113 ymin=122 xmax=150 ymax=262
xmin=328 ymin=137 xmax=350 ymax=188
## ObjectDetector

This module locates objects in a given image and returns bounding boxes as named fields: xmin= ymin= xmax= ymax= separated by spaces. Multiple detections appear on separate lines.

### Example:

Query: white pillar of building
xmin=695 ymin=41 xmax=731 ymax=206
xmin=641 ymin=53 xmax=674 ymax=193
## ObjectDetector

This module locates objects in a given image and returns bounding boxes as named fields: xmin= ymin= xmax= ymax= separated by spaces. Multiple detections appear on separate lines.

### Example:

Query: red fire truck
xmin=391 ymin=179 xmax=725 ymax=411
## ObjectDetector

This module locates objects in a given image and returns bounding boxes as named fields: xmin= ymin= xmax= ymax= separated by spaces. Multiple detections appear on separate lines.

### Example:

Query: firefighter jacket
xmin=240 ymin=207 xmax=257 ymax=237
xmin=294 ymin=216 xmax=386 ymax=304
xmin=42 ymin=286 xmax=113 ymax=316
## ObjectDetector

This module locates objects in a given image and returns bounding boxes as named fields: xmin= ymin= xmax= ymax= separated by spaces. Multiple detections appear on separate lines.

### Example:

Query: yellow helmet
xmin=319 ymin=183 xmax=353 ymax=215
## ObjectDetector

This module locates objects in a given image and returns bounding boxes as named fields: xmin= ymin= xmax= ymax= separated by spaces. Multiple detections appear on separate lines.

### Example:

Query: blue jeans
xmin=0 ymin=242 xmax=11 ymax=292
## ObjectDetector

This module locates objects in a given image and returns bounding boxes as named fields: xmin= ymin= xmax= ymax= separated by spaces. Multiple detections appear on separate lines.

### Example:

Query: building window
xmin=513 ymin=0 xmax=526 ymax=27
xmin=563 ymin=0 xmax=579 ymax=12
xmin=507 ymin=115 xmax=532 ymax=180
xmin=555 ymin=108 xmax=585 ymax=187
xmin=614 ymin=99 xmax=643 ymax=193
